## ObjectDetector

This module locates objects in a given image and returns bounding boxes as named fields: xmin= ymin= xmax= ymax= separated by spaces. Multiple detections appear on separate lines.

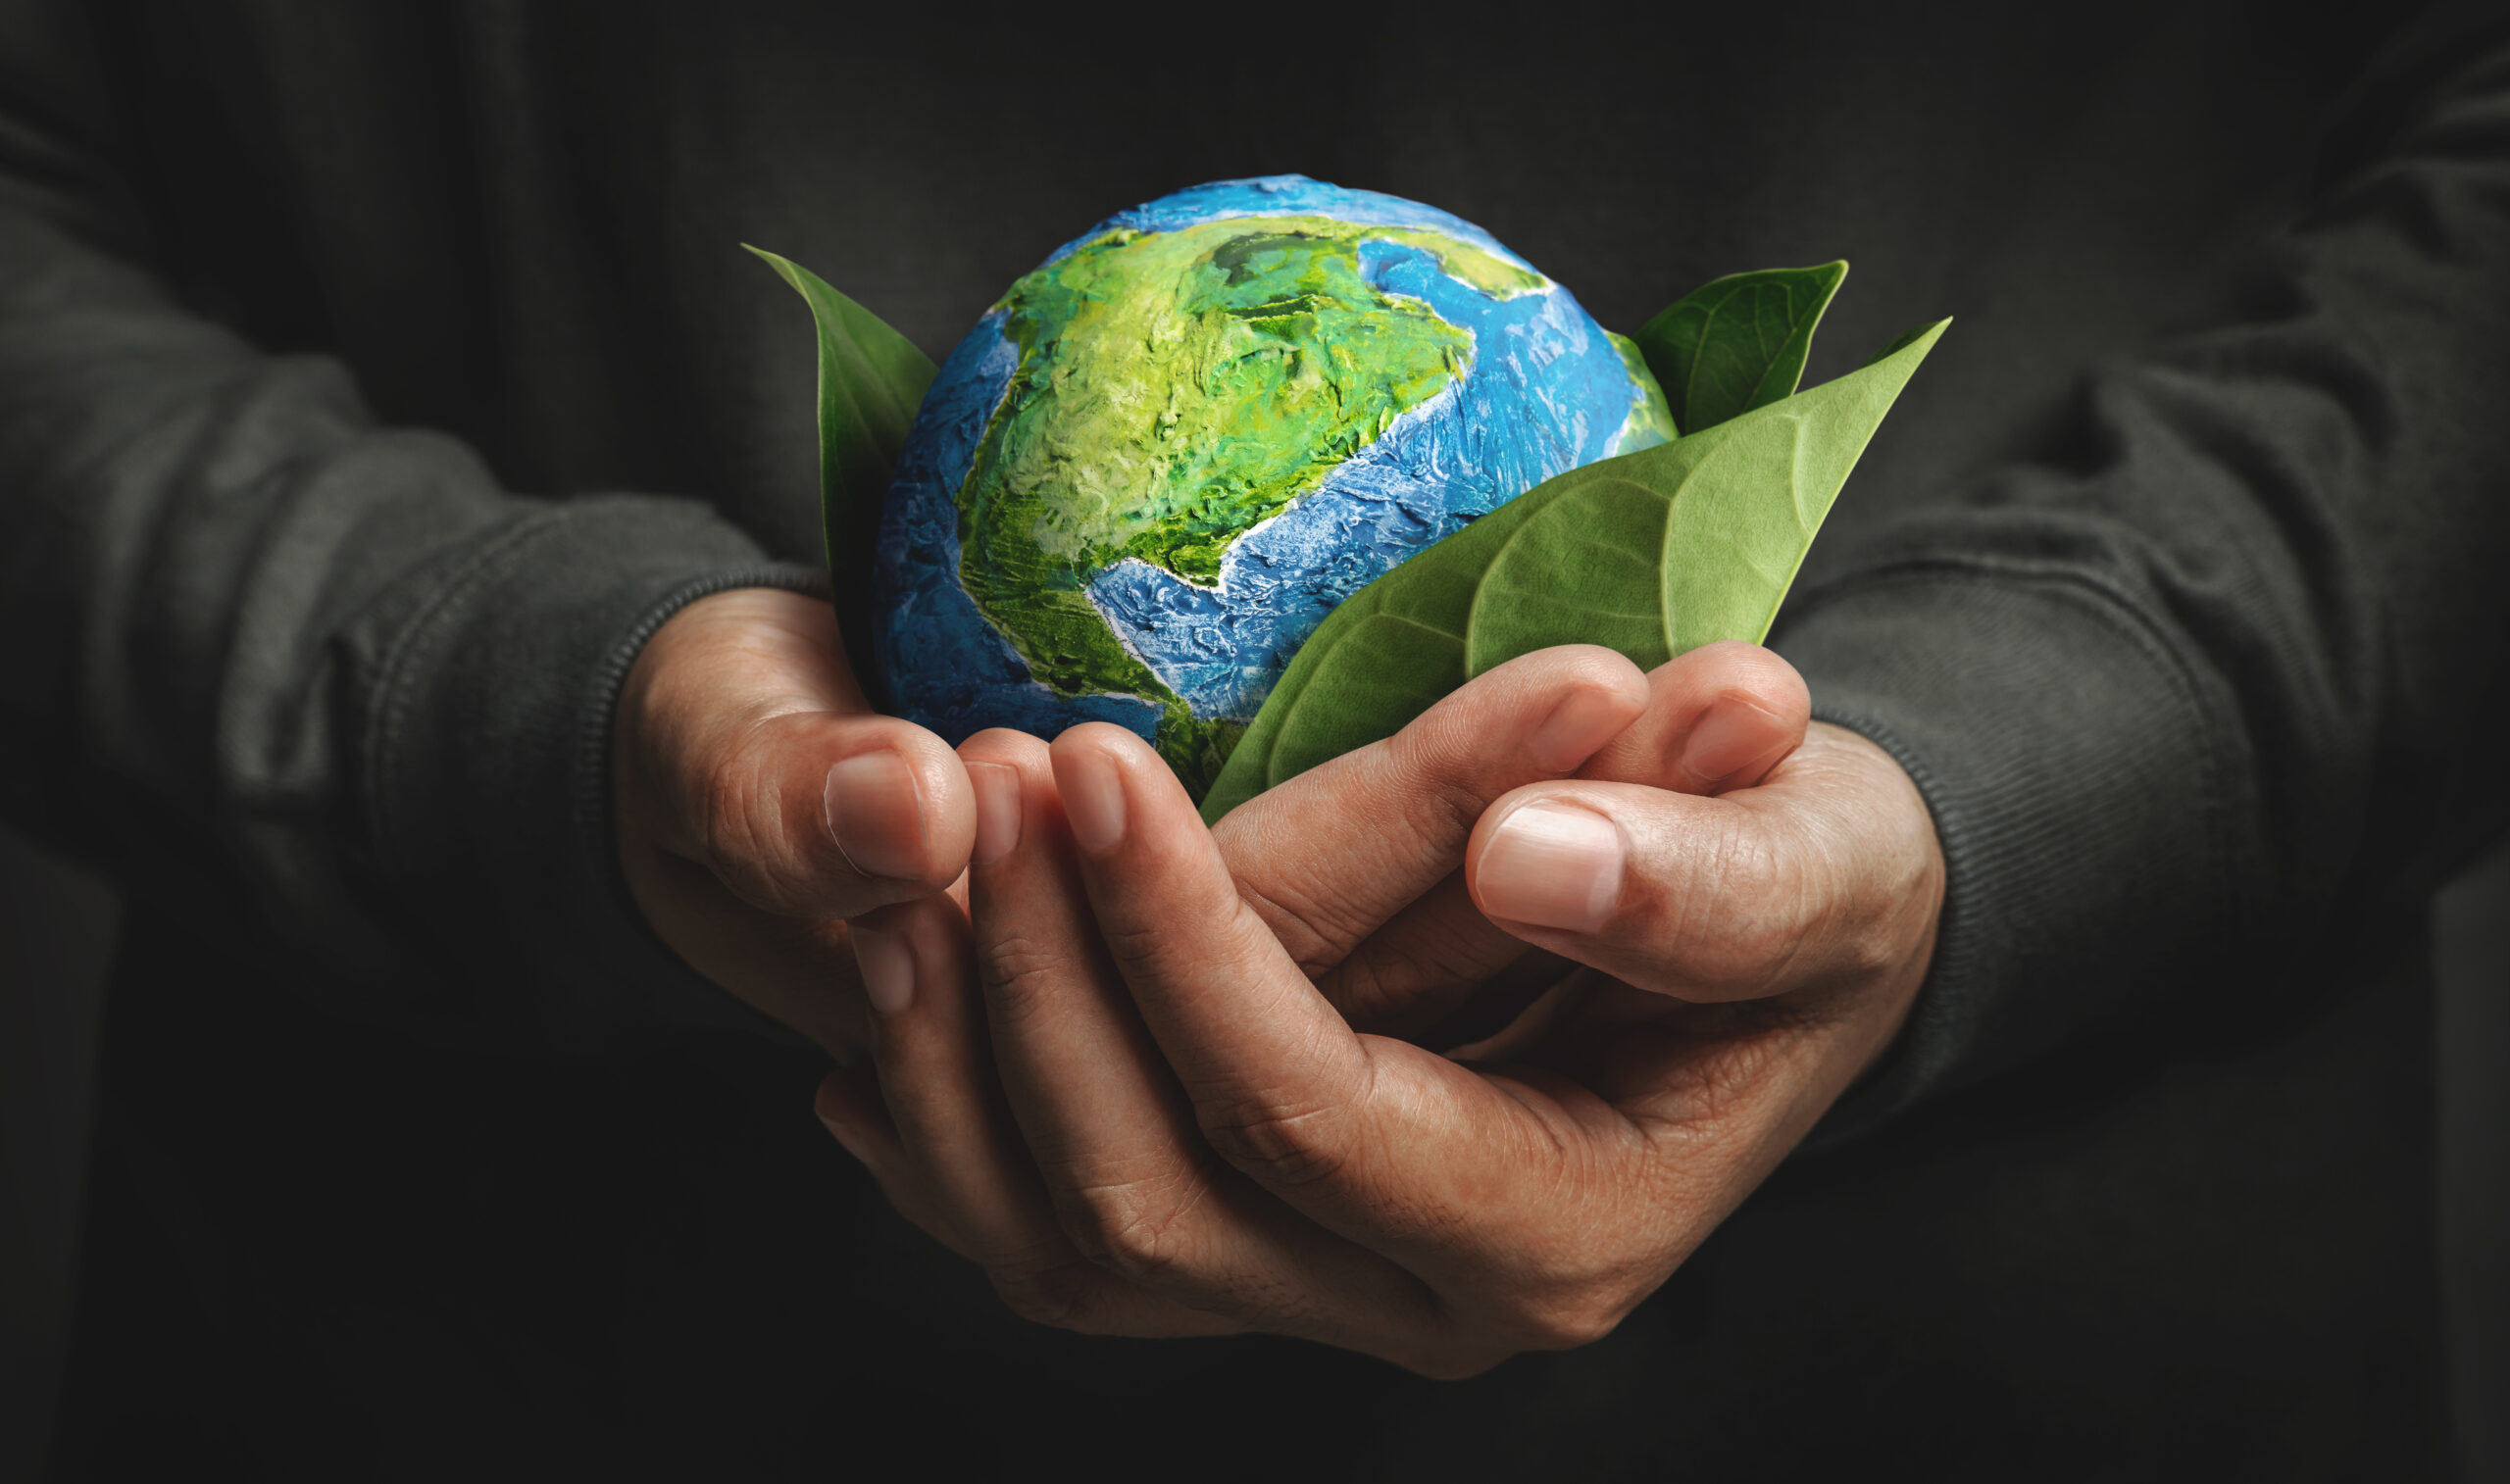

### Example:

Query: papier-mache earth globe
xmin=874 ymin=174 xmax=1679 ymax=795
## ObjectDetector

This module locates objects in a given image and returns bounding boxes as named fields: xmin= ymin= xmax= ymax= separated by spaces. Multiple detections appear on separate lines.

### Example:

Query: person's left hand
xmin=815 ymin=651 xmax=1942 ymax=1375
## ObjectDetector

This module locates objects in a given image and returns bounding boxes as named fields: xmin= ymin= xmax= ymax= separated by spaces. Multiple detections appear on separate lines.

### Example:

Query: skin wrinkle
xmin=1325 ymin=881 xmax=1561 ymax=1036
xmin=1167 ymin=965 xmax=1374 ymax=1182
xmin=697 ymin=609 xmax=1933 ymax=1375
xmin=1317 ymin=905 xmax=1515 ymax=1029
xmin=1054 ymin=1170 xmax=1208 ymax=1284
xmin=628 ymin=596 xmax=977 ymax=925
xmin=1616 ymin=802 xmax=1797 ymax=997
xmin=697 ymin=739 xmax=781 ymax=901
xmin=60 ymin=6 xmax=2510 ymax=1431
xmin=1304 ymin=1048 xmax=1512 ymax=1253
xmin=1223 ymin=784 xmax=1464 ymax=959
xmin=1159 ymin=1173 xmax=1443 ymax=1353
xmin=1357 ymin=1071 xmax=1585 ymax=1274
xmin=1226 ymin=873 xmax=1344 ymax=975
xmin=1337 ymin=1059 xmax=1516 ymax=1234
xmin=1215 ymin=654 xmax=1645 ymax=966
xmin=1192 ymin=1090 xmax=1358 ymax=1190
xmin=971 ymin=929 xmax=1081 ymax=1031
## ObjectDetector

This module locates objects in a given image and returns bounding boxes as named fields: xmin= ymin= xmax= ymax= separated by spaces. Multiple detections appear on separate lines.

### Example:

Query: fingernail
xmin=1057 ymin=745 xmax=1127 ymax=855
xmin=852 ymin=922 xmax=915 ymax=1015
xmin=1680 ymin=696 xmax=1788 ymax=785
xmin=825 ymin=751 xmax=927 ymax=881
xmin=1529 ymin=683 xmax=1632 ymax=773
xmin=1478 ymin=802 xmax=1625 ymax=932
xmin=967 ymin=762 xmax=1022 ymax=866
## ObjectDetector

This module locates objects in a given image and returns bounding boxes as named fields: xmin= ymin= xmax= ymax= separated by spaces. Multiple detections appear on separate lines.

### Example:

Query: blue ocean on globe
xmin=875 ymin=173 xmax=1675 ymax=793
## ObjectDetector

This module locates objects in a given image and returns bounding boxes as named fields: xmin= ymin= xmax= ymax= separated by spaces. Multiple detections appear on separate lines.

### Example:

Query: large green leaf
xmin=1633 ymin=262 xmax=1846 ymax=435
xmin=1199 ymin=319 xmax=1946 ymax=823
xmin=748 ymin=245 xmax=937 ymax=690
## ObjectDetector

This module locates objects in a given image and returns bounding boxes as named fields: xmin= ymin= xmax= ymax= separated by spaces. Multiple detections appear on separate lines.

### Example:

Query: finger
xmin=846 ymin=893 xmax=1067 ymax=1269
xmin=1214 ymin=645 xmax=1647 ymax=976
xmin=967 ymin=729 xmax=1270 ymax=1319
xmin=1308 ymin=643 xmax=1808 ymax=1026
xmin=1465 ymin=724 xmax=1943 ymax=1001
xmin=640 ymin=701 xmax=976 ymax=919
xmin=1055 ymin=723 xmax=1682 ymax=1357
xmin=617 ymin=588 xmax=977 ymax=920
xmin=613 ymin=843 xmax=871 ymax=1057
xmin=971 ymin=728 xmax=1445 ymax=1354
xmin=1310 ymin=871 xmax=1555 ymax=1037
xmin=1053 ymin=722 xmax=1384 ymax=1156
xmin=1578 ymin=641 xmax=1810 ymax=795
xmin=693 ymin=710 xmax=977 ymax=919
xmin=828 ymin=851 xmax=1242 ymax=1340
xmin=811 ymin=1060 xmax=937 ymax=1225
xmin=1053 ymin=725 xmax=1528 ymax=1234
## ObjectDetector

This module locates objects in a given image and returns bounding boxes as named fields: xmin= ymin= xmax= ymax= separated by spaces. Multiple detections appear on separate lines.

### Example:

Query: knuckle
xmin=1101 ymin=905 xmax=1280 ymax=996
xmin=1625 ymin=814 xmax=1803 ymax=997
xmin=1423 ymin=771 xmax=1497 ymax=845
xmin=989 ymin=1264 xmax=1102 ymax=1332
xmin=1504 ymin=1288 xmax=1632 ymax=1352
xmin=692 ymin=722 xmax=822 ymax=913
xmin=1380 ymin=723 xmax=1501 ymax=842
xmin=976 ymin=932 xmax=1068 ymax=1020
xmin=1095 ymin=914 xmax=1184 ymax=977
xmin=695 ymin=744 xmax=771 ymax=871
xmin=1234 ymin=876 xmax=1374 ymax=976
xmin=1316 ymin=950 xmax=1406 ymax=1026
xmin=1051 ymin=1175 xmax=1197 ymax=1283
xmin=1193 ymin=1094 xmax=1350 ymax=1188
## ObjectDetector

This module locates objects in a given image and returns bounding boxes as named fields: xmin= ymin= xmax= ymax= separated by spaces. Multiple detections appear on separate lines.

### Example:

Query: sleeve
xmin=1779 ymin=17 xmax=2510 ymax=1138
xmin=0 ymin=6 xmax=817 ymax=1050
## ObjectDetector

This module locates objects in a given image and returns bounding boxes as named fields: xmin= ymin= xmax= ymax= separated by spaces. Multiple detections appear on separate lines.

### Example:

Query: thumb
xmin=1311 ymin=642 xmax=1815 ymax=1029
xmin=614 ymin=589 xmax=977 ymax=920
xmin=679 ymin=710 xmax=977 ymax=919
xmin=1464 ymin=724 xmax=1933 ymax=1003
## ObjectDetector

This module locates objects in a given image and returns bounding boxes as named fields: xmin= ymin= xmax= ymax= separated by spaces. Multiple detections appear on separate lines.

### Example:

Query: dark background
xmin=18 ymin=836 xmax=2502 ymax=1475
xmin=3 ymin=2 xmax=2505 ymax=1477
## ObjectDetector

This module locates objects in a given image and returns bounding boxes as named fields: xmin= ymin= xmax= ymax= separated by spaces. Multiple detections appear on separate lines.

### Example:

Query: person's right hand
xmin=1217 ymin=640 xmax=1814 ymax=1046
xmin=611 ymin=587 xmax=975 ymax=1058
xmin=817 ymin=640 xmax=1939 ymax=1373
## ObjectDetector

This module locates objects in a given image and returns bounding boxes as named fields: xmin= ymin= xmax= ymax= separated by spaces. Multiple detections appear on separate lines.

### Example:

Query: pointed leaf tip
xmin=1865 ymin=317 xmax=1951 ymax=368
xmin=1202 ymin=292 xmax=1946 ymax=819
xmin=752 ymin=243 xmax=939 ymax=702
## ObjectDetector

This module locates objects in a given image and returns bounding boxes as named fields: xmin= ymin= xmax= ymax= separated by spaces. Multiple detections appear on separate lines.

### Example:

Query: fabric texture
xmin=1794 ymin=36 xmax=2510 ymax=1132
xmin=3 ymin=0 xmax=2502 ymax=1474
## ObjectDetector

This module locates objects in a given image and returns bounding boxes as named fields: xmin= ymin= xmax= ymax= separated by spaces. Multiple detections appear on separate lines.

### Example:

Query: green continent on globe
xmin=952 ymin=215 xmax=1542 ymax=787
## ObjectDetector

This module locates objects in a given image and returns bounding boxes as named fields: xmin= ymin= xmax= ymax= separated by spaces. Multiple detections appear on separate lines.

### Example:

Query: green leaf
xmin=1466 ymin=475 xmax=1676 ymax=674
xmin=1632 ymin=261 xmax=1847 ymax=435
xmin=1200 ymin=318 xmax=1947 ymax=823
xmin=1863 ymin=322 xmax=1937 ymax=368
xmin=1267 ymin=616 xmax=1466 ymax=785
xmin=747 ymin=245 xmax=938 ymax=689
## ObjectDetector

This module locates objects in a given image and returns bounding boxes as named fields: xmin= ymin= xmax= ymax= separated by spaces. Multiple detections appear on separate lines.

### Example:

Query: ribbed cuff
xmin=1771 ymin=558 xmax=2258 ymax=1145
xmin=365 ymin=493 xmax=827 ymax=1050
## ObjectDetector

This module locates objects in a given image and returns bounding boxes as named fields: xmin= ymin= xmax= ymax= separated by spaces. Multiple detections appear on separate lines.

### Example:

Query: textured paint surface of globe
xmin=875 ymin=174 xmax=1676 ymax=793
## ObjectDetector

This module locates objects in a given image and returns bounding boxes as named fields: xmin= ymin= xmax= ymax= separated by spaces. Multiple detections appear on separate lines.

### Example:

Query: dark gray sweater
xmin=8 ymin=0 xmax=2505 ymax=1475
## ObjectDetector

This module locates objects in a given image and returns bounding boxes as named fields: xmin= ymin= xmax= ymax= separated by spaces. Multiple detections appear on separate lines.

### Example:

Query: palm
xmin=817 ymin=646 xmax=1936 ymax=1376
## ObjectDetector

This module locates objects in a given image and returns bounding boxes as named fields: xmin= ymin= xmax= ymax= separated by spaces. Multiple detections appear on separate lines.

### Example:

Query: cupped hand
xmin=612 ymin=587 xmax=974 ymax=1056
xmin=818 ymin=642 xmax=1942 ymax=1374
xmin=1226 ymin=640 xmax=1817 ymax=1042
